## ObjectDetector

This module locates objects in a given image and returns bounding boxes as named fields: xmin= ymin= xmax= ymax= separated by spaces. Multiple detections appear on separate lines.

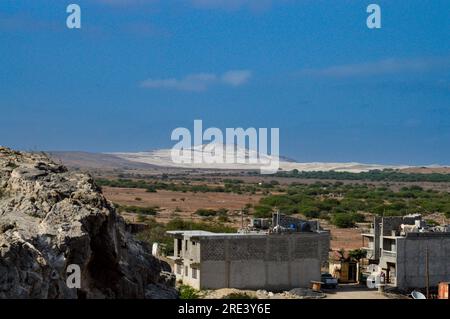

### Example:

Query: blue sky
xmin=1 ymin=0 xmax=449 ymax=165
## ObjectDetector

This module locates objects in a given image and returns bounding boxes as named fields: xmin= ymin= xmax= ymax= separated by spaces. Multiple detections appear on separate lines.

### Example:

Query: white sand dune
xmin=109 ymin=144 xmax=409 ymax=173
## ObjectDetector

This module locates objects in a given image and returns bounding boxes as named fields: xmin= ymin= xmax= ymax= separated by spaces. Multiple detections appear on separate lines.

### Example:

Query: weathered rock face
xmin=0 ymin=147 xmax=177 ymax=299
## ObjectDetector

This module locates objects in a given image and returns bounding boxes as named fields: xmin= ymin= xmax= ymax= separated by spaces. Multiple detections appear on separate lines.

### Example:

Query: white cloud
xmin=140 ymin=70 xmax=252 ymax=91
xmin=221 ymin=70 xmax=252 ymax=86
xmin=299 ymin=57 xmax=450 ymax=78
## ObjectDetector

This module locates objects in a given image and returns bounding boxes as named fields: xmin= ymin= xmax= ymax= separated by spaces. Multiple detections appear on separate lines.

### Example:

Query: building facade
xmin=167 ymin=218 xmax=330 ymax=290
xmin=362 ymin=215 xmax=450 ymax=290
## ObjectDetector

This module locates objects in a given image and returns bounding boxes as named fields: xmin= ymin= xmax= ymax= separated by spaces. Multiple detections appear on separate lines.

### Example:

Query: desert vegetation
xmin=96 ymin=178 xmax=280 ymax=195
xmin=254 ymin=182 xmax=450 ymax=227
xmin=275 ymin=169 xmax=450 ymax=182
xmin=101 ymin=174 xmax=450 ymax=229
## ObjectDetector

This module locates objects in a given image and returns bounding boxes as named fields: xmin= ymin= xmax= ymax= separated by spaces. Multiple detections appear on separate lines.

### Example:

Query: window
xmin=185 ymin=266 xmax=188 ymax=276
xmin=176 ymin=264 xmax=181 ymax=275
xmin=176 ymin=239 xmax=182 ymax=257
xmin=192 ymin=268 xmax=198 ymax=279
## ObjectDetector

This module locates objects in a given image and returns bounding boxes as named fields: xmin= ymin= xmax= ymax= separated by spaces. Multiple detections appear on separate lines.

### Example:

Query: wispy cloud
xmin=140 ymin=70 xmax=252 ymax=91
xmin=299 ymin=57 xmax=450 ymax=78
xmin=221 ymin=70 xmax=252 ymax=86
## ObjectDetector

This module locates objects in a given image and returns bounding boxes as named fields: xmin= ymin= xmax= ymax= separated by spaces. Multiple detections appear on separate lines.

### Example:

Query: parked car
xmin=321 ymin=273 xmax=338 ymax=289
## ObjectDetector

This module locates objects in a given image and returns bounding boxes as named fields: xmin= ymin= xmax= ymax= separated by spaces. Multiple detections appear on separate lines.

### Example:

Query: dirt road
xmin=324 ymin=284 xmax=389 ymax=299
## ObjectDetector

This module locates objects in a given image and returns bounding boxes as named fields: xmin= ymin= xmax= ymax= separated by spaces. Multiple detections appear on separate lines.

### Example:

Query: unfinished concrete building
xmin=167 ymin=214 xmax=330 ymax=290
xmin=362 ymin=214 xmax=450 ymax=290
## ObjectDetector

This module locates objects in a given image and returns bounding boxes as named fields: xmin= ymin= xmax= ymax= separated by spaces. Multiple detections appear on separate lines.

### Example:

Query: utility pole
xmin=425 ymin=246 xmax=430 ymax=299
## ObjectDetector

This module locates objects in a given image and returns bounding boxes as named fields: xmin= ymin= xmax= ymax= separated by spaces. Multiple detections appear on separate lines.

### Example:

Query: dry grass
xmin=102 ymin=186 xmax=262 ymax=224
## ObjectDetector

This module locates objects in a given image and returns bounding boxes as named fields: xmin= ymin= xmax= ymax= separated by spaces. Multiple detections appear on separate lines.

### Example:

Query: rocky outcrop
xmin=0 ymin=147 xmax=177 ymax=299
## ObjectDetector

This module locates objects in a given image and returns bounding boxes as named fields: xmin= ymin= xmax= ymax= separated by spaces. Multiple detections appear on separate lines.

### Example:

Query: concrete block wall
xmin=198 ymin=232 xmax=330 ymax=290
xmin=395 ymin=233 xmax=450 ymax=290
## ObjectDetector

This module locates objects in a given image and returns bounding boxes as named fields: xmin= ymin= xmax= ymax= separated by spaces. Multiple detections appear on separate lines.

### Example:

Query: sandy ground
xmin=102 ymin=187 xmax=261 ymax=212
xmin=102 ymin=186 xmax=367 ymax=248
xmin=328 ymin=225 xmax=365 ymax=250
xmin=324 ymin=284 xmax=389 ymax=299
xmin=102 ymin=186 xmax=262 ymax=224
xmin=198 ymin=284 xmax=403 ymax=299
xmin=103 ymin=186 xmax=447 ymax=250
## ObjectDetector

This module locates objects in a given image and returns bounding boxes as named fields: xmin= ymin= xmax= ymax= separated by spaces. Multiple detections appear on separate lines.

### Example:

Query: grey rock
xmin=0 ymin=147 xmax=177 ymax=299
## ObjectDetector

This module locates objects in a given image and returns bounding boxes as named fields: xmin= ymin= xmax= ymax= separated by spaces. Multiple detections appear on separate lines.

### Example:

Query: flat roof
xmin=167 ymin=230 xmax=214 ymax=236
xmin=166 ymin=230 xmax=265 ymax=239
xmin=166 ymin=229 xmax=328 ymax=240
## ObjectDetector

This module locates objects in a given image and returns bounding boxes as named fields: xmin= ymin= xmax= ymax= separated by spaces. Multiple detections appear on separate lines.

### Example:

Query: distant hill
xmin=48 ymin=151 xmax=157 ymax=170
xmin=108 ymin=144 xmax=409 ymax=173
xmin=48 ymin=145 xmax=449 ymax=174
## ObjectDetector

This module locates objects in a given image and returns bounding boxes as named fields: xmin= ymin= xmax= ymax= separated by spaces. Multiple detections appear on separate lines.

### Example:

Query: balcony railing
xmin=382 ymin=250 xmax=396 ymax=258
xmin=361 ymin=228 xmax=375 ymax=236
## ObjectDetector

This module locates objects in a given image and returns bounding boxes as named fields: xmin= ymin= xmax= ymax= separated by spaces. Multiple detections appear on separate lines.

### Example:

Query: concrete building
xmin=362 ymin=214 xmax=450 ymax=290
xmin=167 ymin=214 xmax=330 ymax=290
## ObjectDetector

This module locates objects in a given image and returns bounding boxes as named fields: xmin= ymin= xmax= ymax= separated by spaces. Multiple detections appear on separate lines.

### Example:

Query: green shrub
xmin=179 ymin=285 xmax=200 ymax=299
xmin=425 ymin=219 xmax=439 ymax=226
xmin=136 ymin=214 xmax=148 ymax=223
xmin=303 ymin=210 xmax=320 ymax=218
xmin=253 ymin=205 xmax=273 ymax=218
xmin=351 ymin=212 xmax=365 ymax=223
xmin=195 ymin=209 xmax=218 ymax=217
xmin=331 ymin=213 xmax=364 ymax=228
xmin=383 ymin=210 xmax=403 ymax=217
xmin=145 ymin=186 xmax=157 ymax=192
xmin=260 ymin=195 xmax=294 ymax=207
